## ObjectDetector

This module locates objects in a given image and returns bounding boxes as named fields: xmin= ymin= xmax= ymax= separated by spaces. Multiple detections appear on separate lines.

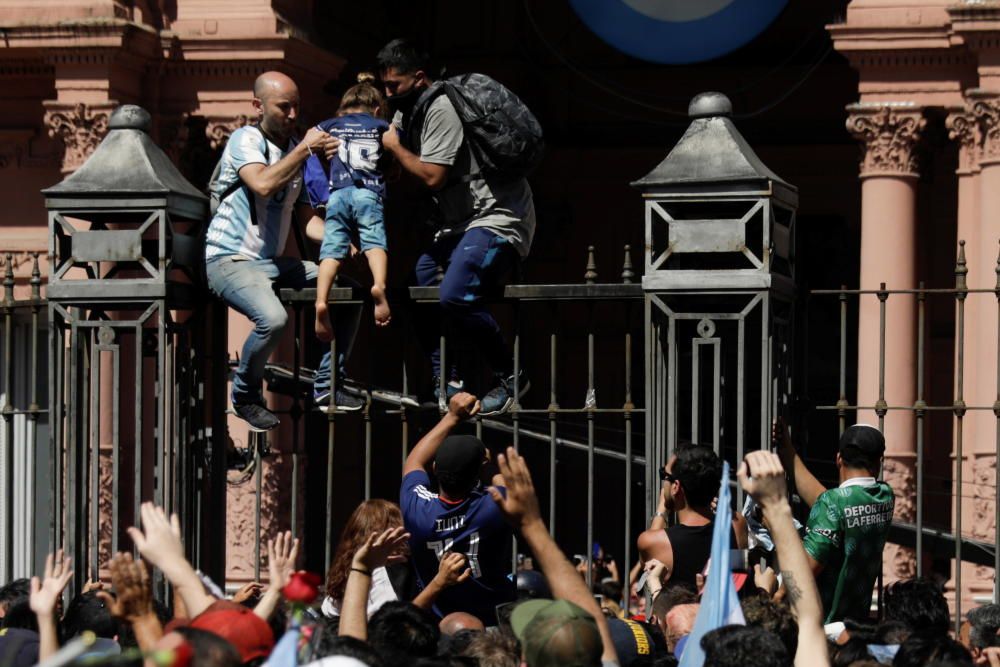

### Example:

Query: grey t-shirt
xmin=396 ymin=95 xmax=536 ymax=257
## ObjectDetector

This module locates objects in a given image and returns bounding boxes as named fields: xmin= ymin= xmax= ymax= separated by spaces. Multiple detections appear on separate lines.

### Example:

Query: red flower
xmin=170 ymin=640 xmax=194 ymax=667
xmin=282 ymin=571 xmax=322 ymax=603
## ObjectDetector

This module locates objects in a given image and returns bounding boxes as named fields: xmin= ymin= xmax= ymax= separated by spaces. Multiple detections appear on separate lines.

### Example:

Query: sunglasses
xmin=659 ymin=468 xmax=677 ymax=483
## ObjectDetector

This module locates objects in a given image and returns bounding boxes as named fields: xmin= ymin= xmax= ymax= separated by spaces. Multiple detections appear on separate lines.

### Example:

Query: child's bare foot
xmin=371 ymin=285 xmax=391 ymax=327
xmin=315 ymin=302 xmax=333 ymax=342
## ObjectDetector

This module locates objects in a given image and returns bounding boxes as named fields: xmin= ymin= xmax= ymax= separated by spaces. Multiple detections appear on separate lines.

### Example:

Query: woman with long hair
xmin=322 ymin=499 xmax=473 ymax=619
xmin=323 ymin=499 xmax=404 ymax=618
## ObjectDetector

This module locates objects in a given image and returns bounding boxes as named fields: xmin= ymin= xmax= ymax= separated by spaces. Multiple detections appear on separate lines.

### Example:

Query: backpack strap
xmin=213 ymin=124 xmax=270 ymax=225
xmin=241 ymin=125 xmax=270 ymax=227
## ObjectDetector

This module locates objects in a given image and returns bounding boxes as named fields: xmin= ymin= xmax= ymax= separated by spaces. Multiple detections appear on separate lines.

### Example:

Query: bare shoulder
xmin=638 ymin=528 xmax=673 ymax=565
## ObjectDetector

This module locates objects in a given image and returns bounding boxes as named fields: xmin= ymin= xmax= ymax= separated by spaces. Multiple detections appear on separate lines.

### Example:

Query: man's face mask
xmin=387 ymin=85 xmax=420 ymax=114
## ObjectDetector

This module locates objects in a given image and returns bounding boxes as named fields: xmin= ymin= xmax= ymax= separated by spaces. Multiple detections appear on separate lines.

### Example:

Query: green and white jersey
xmin=802 ymin=477 xmax=895 ymax=623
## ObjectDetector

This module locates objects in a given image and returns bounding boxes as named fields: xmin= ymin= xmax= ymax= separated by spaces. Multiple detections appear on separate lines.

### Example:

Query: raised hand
xmin=127 ymin=502 xmax=184 ymax=569
xmin=433 ymin=552 xmax=472 ymax=588
xmin=488 ymin=446 xmax=542 ymax=529
xmin=97 ymin=552 xmax=153 ymax=622
xmin=754 ymin=562 xmax=778 ymax=597
xmin=353 ymin=526 xmax=410 ymax=572
xmin=231 ymin=582 xmax=263 ymax=604
xmin=267 ymin=530 xmax=300 ymax=591
xmin=737 ymin=451 xmax=789 ymax=510
xmin=448 ymin=392 xmax=481 ymax=421
xmin=29 ymin=550 xmax=74 ymax=619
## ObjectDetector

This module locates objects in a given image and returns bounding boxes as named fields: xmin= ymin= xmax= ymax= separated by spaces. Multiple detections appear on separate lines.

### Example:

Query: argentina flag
xmin=678 ymin=461 xmax=745 ymax=666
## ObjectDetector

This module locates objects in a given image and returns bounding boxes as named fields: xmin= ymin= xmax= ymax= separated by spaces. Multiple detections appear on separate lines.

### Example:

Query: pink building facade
xmin=0 ymin=0 xmax=996 ymax=608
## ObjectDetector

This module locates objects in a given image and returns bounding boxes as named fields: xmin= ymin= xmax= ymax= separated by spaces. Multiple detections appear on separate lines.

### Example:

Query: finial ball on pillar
xmin=108 ymin=105 xmax=152 ymax=133
xmin=688 ymin=92 xmax=732 ymax=119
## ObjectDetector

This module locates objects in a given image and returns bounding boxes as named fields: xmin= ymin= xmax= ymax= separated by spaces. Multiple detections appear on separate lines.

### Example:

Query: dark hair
xmin=968 ymin=604 xmax=1000 ymax=649
xmin=311 ymin=620 xmax=383 ymax=666
xmin=173 ymin=627 xmax=241 ymax=667
xmin=741 ymin=596 xmax=797 ymax=658
xmin=0 ymin=579 xmax=30 ymax=618
xmin=376 ymin=39 xmax=434 ymax=77
xmin=369 ymin=601 xmax=441 ymax=667
xmin=458 ymin=631 xmax=519 ymax=667
xmin=884 ymin=578 xmax=950 ymax=637
xmin=651 ymin=584 xmax=698 ymax=624
xmin=838 ymin=447 xmax=878 ymax=474
xmin=1 ymin=600 xmax=38 ymax=632
xmin=597 ymin=580 xmax=624 ymax=602
xmin=61 ymin=591 xmax=119 ymax=641
xmin=831 ymin=637 xmax=870 ymax=667
xmin=701 ymin=625 xmax=791 ymax=667
xmin=893 ymin=634 xmax=972 ymax=667
xmin=672 ymin=444 xmax=722 ymax=507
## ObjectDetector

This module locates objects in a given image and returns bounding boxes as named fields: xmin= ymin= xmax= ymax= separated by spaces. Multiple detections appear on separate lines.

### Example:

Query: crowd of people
xmin=2 ymin=395 xmax=999 ymax=667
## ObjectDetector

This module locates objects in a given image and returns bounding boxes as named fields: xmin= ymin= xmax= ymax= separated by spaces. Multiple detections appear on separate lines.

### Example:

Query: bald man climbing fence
xmin=205 ymin=71 xmax=366 ymax=432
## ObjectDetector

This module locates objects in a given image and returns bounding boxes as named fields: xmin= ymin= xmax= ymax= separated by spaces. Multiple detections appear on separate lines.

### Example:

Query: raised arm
xmin=489 ymin=447 xmax=618 ymax=665
xmin=97 ymin=553 xmax=162 ymax=652
xmin=254 ymin=531 xmax=300 ymax=621
xmin=381 ymin=124 xmax=450 ymax=190
xmin=773 ymin=418 xmax=827 ymax=508
xmin=127 ymin=502 xmax=215 ymax=619
xmin=339 ymin=527 xmax=410 ymax=641
xmin=238 ymin=127 xmax=336 ymax=198
xmin=403 ymin=393 xmax=480 ymax=475
xmin=738 ymin=451 xmax=828 ymax=667
xmin=29 ymin=550 xmax=74 ymax=661
xmin=412 ymin=552 xmax=472 ymax=610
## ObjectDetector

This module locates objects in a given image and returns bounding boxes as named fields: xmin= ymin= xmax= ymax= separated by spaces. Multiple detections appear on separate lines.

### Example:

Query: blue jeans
xmin=414 ymin=227 xmax=517 ymax=378
xmin=321 ymin=188 xmax=386 ymax=260
xmin=206 ymin=255 xmax=361 ymax=404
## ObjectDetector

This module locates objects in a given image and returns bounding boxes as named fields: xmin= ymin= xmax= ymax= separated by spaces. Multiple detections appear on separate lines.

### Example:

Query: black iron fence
xmin=4 ymin=240 xmax=1000 ymax=621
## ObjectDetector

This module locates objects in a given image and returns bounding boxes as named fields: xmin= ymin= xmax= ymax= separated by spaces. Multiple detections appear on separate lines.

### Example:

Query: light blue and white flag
xmin=263 ymin=624 xmax=300 ymax=667
xmin=678 ymin=461 xmax=745 ymax=667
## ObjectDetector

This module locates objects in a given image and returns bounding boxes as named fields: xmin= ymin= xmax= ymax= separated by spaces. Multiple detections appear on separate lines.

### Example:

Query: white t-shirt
xmin=320 ymin=565 xmax=397 ymax=619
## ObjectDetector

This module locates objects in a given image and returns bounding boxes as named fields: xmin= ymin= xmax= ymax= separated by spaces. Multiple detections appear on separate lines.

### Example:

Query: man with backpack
xmin=206 ymin=71 xmax=365 ymax=432
xmin=377 ymin=39 xmax=541 ymax=416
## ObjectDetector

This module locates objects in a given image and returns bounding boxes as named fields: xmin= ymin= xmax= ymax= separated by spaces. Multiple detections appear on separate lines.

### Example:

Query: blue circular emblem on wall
xmin=569 ymin=0 xmax=789 ymax=64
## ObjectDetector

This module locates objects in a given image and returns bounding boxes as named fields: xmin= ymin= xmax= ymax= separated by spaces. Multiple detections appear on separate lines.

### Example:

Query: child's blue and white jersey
xmin=205 ymin=126 xmax=307 ymax=261
xmin=317 ymin=113 xmax=389 ymax=198
xmin=400 ymin=470 xmax=515 ymax=625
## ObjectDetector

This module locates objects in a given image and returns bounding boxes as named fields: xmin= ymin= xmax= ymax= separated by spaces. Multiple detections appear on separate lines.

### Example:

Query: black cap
xmin=838 ymin=424 xmax=885 ymax=459
xmin=434 ymin=435 xmax=486 ymax=482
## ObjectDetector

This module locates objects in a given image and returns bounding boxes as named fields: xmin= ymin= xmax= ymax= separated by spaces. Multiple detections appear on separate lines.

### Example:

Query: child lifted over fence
xmin=305 ymin=74 xmax=392 ymax=340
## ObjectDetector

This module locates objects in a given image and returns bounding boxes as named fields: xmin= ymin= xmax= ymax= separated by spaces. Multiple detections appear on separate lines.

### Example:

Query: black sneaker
xmin=480 ymin=372 xmax=531 ymax=416
xmin=314 ymin=387 xmax=366 ymax=412
xmin=233 ymin=402 xmax=279 ymax=432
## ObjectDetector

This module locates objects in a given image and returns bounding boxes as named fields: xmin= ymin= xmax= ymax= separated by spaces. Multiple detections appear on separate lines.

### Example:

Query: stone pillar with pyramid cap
xmin=633 ymin=92 xmax=799 ymax=513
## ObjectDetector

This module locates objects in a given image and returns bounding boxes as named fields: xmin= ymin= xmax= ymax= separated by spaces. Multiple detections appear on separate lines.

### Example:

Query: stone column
xmin=966 ymin=91 xmax=1000 ymax=603
xmin=846 ymin=103 xmax=925 ymax=581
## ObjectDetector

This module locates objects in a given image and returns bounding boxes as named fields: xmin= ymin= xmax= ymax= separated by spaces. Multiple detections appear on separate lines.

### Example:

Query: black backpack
xmin=407 ymin=73 xmax=544 ymax=182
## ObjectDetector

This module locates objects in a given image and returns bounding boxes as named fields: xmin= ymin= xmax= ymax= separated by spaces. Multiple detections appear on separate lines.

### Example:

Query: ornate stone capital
xmin=969 ymin=92 xmax=1000 ymax=164
xmin=947 ymin=109 xmax=981 ymax=174
xmin=207 ymin=114 xmax=250 ymax=150
xmin=883 ymin=456 xmax=916 ymax=522
xmin=846 ymin=104 xmax=926 ymax=178
xmin=972 ymin=454 xmax=996 ymax=541
xmin=42 ymin=102 xmax=113 ymax=174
